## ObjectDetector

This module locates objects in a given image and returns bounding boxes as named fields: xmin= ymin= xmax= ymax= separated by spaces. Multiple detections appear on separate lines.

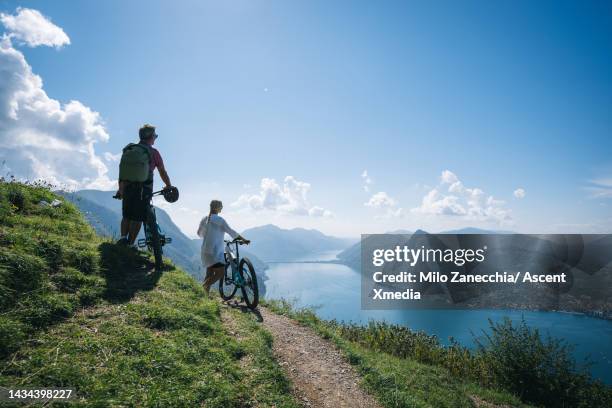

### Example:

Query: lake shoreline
xmin=263 ymin=259 xmax=612 ymax=321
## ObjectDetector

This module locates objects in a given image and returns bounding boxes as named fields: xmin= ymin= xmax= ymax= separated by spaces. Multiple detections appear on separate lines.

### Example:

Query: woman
xmin=197 ymin=200 xmax=249 ymax=295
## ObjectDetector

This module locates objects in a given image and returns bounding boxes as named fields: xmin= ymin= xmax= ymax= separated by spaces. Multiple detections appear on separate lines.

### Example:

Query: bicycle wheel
xmin=147 ymin=209 xmax=163 ymax=271
xmin=219 ymin=258 xmax=237 ymax=300
xmin=239 ymin=258 xmax=259 ymax=309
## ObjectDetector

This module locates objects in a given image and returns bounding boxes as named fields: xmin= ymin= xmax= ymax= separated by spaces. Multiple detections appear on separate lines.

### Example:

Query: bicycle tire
xmin=219 ymin=256 xmax=238 ymax=300
xmin=239 ymin=258 xmax=259 ymax=309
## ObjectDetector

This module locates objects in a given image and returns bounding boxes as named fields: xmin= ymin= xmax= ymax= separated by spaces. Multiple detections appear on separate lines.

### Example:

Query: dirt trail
xmin=256 ymin=306 xmax=381 ymax=408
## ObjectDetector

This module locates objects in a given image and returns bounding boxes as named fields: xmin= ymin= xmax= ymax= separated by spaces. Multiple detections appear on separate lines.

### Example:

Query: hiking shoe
xmin=116 ymin=237 xmax=129 ymax=246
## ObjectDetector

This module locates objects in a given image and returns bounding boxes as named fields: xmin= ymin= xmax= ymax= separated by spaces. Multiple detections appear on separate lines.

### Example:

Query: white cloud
xmin=513 ymin=188 xmax=526 ymax=199
xmin=308 ymin=206 xmax=332 ymax=217
xmin=0 ymin=8 xmax=70 ymax=48
xmin=364 ymin=191 xmax=403 ymax=218
xmin=585 ymin=178 xmax=612 ymax=199
xmin=412 ymin=170 xmax=512 ymax=224
xmin=104 ymin=152 xmax=121 ymax=162
xmin=0 ymin=8 xmax=113 ymax=190
xmin=232 ymin=176 xmax=332 ymax=217
xmin=361 ymin=169 xmax=373 ymax=192
xmin=440 ymin=170 xmax=459 ymax=184
xmin=365 ymin=191 xmax=396 ymax=208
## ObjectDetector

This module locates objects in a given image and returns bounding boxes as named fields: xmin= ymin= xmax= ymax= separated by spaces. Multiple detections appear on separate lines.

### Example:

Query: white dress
xmin=197 ymin=214 xmax=239 ymax=268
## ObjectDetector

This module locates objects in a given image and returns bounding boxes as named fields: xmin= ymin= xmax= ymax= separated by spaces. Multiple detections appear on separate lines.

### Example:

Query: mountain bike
xmin=137 ymin=190 xmax=173 ymax=270
xmin=114 ymin=187 xmax=178 ymax=271
xmin=219 ymin=238 xmax=259 ymax=309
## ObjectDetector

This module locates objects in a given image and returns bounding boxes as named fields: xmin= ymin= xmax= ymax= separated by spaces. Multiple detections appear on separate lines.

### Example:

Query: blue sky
xmin=1 ymin=0 xmax=611 ymax=237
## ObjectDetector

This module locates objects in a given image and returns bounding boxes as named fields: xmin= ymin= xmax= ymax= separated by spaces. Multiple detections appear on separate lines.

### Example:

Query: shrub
xmin=474 ymin=317 xmax=608 ymax=407
xmin=7 ymin=188 xmax=25 ymax=212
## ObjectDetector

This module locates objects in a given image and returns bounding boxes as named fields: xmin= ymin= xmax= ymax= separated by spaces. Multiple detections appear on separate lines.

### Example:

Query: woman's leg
xmin=203 ymin=264 xmax=225 ymax=295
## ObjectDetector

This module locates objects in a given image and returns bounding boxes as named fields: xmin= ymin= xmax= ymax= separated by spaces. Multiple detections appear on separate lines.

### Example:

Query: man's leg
xmin=127 ymin=221 xmax=142 ymax=245
xmin=203 ymin=265 xmax=225 ymax=295
xmin=121 ymin=217 xmax=129 ymax=237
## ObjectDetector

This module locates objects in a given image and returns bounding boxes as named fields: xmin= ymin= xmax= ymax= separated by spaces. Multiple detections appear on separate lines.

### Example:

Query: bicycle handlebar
xmin=224 ymin=238 xmax=248 ymax=245
xmin=112 ymin=189 xmax=166 ymax=200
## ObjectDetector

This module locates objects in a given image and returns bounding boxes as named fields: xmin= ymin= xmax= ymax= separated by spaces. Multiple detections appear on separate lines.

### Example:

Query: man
xmin=117 ymin=124 xmax=173 ymax=245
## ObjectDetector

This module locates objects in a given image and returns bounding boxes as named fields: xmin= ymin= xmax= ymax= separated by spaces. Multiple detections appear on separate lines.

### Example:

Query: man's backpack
xmin=119 ymin=143 xmax=151 ymax=182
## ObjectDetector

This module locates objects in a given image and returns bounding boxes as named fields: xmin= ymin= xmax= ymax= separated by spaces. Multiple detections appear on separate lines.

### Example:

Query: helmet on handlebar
xmin=162 ymin=186 xmax=179 ymax=203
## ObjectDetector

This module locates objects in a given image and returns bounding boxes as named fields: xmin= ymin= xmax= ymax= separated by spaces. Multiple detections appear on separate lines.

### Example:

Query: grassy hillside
xmin=0 ymin=181 xmax=107 ymax=357
xmin=0 ymin=182 xmax=299 ymax=406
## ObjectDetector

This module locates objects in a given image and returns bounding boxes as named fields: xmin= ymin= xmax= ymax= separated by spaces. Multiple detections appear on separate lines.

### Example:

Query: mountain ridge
xmin=241 ymin=223 xmax=356 ymax=261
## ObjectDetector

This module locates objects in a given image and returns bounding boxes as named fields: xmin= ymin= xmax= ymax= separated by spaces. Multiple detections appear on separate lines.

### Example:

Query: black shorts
xmin=122 ymin=183 xmax=152 ymax=222
xmin=210 ymin=262 xmax=225 ymax=268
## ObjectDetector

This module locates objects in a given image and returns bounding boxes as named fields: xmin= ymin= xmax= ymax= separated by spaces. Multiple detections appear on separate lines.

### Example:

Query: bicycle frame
xmin=225 ymin=240 xmax=245 ymax=286
xmin=219 ymin=238 xmax=259 ymax=309
xmin=137 ymin=191 xmax=172 ymax=249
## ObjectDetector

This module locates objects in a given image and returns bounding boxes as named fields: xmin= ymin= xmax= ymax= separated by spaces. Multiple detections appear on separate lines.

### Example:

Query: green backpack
xmin=119 ymin=143 xmax=151 ymax=182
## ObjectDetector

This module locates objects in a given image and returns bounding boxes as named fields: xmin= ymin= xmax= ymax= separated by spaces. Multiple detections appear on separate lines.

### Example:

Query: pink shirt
xmin=149 ymin=147 xmax=164 ymax=172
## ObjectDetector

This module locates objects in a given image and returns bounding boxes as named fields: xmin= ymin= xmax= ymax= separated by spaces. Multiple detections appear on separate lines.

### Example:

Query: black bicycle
xmin=219 ymin=238 xmax=259 ymax=309
xmin=137 ymin=189 xmax=174 ymax=270
xmin=114 ymin=187 xmax=179 ymax=270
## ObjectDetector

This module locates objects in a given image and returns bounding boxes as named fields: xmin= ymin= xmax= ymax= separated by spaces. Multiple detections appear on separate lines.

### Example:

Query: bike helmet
xmin=162 ymin=186 xmax=179 ymax=203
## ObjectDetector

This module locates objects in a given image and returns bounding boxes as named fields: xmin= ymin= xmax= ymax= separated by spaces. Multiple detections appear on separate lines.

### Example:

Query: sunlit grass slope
xmin=0 ymin=182 xmax=298 ymax=407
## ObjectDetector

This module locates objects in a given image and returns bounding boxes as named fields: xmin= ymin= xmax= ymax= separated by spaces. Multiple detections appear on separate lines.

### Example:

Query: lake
xmin=263 ymin=258 xmax=612 ymax=384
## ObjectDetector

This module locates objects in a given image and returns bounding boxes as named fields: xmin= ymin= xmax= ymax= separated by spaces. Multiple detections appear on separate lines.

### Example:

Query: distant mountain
xmin=241 ymin=224 xmax=356 ymax=261
xmin=386 ymin=229 xmax=413 ymax=234
xmin=439 ymin=227 xmax=514 ymax=234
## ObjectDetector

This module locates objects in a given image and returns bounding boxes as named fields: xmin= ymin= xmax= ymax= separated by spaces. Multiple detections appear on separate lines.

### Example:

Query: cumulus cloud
xmin=104 ymin=152 xmax=121 ymax=162
xmin=232 ymin=176 xmax=332 ymax=217
xmin=440 ymin=170 xmax=459 ymax=184
xmin=0 ymin=8 xmax=70 ymax=48
xmin=513 ymin=188 xmax=526 ymax=199
xmin=364 ymin=191 xmax=403 ymax=218
xmin=0 ymin=8 xmax=113 ymax=190
xmin=361 ymin=170 xmax=373 ymax=192
xmin=412 ymin=170 xmax=512 ymax=224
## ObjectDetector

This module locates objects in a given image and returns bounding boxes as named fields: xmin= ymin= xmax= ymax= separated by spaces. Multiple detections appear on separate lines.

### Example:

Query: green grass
xmin=263 ymin=299 xmax=534 ymax=408
xmin=0 ymin=271 xmax=301 ymax=407
xmin=0 ymin=181 xmax=106 ymax=357
xmin=220 ymin=302 xmax=301 ymax=407
xmin=0 ymin=182 xmax=301 ymax=407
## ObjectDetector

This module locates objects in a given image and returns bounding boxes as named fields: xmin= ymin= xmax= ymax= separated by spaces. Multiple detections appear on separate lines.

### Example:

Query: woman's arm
xmin=220 ymin=219 xmax=250 ymax=244
xmin=220 ymin=217 xmax=239 ymax=239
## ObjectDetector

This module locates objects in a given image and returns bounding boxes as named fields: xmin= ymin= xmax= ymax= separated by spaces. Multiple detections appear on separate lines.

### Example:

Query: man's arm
xmin=158 ymin=163 xmax=172 ymax=188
